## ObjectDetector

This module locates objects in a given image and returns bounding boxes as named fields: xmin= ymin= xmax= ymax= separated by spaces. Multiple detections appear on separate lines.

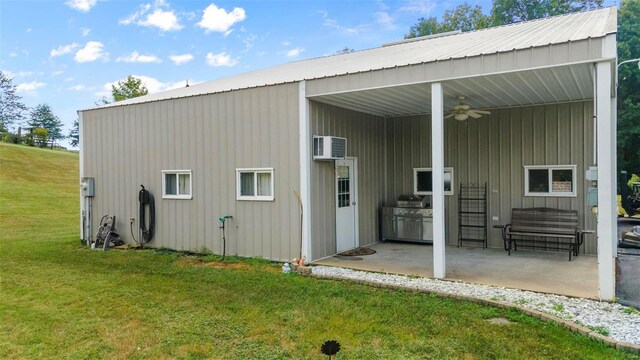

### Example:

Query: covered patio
xmin=316 ymin=242 xmax=598 ymax=298
xmin=300 ymin=8 xmax=618 ymax=299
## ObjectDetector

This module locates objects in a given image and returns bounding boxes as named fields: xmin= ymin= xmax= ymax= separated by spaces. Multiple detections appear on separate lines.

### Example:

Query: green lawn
xmin=0 ymin=142 xmax=637 ymax=359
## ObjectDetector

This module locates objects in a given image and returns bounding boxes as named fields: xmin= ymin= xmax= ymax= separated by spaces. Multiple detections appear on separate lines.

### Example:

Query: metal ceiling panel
xmin=313 ymin=64 xmax=594 ymax=117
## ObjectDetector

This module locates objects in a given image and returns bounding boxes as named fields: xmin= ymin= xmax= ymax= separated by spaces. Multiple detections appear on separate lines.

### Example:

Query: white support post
xmin=431 ymin=82 xmax=446 ymax=279
xmin=595 ymin=61 xmax=616 ymax=300
xmin=78 ymin=111 xmax=84 ymax=240
xmin=299 ymin=81 xmax=312 ymax=262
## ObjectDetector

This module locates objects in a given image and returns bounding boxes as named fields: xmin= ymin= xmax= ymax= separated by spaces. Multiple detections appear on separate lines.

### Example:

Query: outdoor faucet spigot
xmin=219 ymin=215 xmax=233 ymax=228
xmin=218 ymin=216 xmax=233 ymax=260
xmin=219 ymin=215 xmax=233 ymax=223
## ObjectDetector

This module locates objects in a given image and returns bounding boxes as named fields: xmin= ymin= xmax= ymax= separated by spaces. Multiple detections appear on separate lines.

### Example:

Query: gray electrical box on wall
xmin=587 ymin=187 xmax=598 ymax=206
xmin=81 ymin=177 xmax=95 ymax=197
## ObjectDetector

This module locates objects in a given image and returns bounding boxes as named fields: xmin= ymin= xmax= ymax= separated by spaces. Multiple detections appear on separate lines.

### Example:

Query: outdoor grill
xmin=382 ymin=195 xmax=433 ymax=243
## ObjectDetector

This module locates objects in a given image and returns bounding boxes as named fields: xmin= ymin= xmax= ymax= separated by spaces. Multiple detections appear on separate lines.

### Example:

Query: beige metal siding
xmin=385 ymin=101 xmax=597 ymax=254
xmin=81 ymin=83 xmax=301 ymax=261
xmin=310 ymin=102 xmax=385 ymax=260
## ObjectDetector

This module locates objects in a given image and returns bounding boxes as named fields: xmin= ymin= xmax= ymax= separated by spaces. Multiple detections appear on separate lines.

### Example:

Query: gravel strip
xmin=312 ymin=266 xmax=640 ymax=345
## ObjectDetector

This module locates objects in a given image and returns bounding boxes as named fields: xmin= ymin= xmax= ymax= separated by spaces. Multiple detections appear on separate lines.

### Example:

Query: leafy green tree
xmin=0 ymin=71 xmax=28 ymax=132
xmin=336 ymin=47 xmax=355 ymax=55
xmin=442 ymin=4 xmax=492 ymax=32
xmin=111 ymin=75 xmax=148 ymax=102
xmin=491 ymin=0 xmax=603 ymax=25
xmin=406 ymin=1 xmax=602 ymax=38
xmin=28 ymin=104 xmax=64 ymax=148
xmin=32 ymin=127 xmax=48 ymax=147
xmin=407 ymin=3 xmax=491 ymax=38
xmin=617 ymin=0 xmax=640 ymax=176
xmin=68 ymin=118 xmax=79 ymax=147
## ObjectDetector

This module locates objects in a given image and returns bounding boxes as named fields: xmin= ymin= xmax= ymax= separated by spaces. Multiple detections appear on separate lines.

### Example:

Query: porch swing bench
xmin=493 ymin=208 xmax=594 ymax=261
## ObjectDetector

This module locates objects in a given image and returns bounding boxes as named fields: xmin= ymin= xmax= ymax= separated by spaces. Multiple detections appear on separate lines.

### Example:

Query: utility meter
xmin=81 ymin=177 xmax=95 ymax=197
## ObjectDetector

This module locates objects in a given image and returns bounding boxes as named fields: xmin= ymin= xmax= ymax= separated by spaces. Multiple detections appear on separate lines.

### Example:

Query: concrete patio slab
xmin=314 ymin=242 xmax=598 ymax=299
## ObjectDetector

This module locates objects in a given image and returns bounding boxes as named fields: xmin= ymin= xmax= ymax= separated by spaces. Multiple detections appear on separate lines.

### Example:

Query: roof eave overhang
xmin=306 ymin=34 xmax=617 ymax=98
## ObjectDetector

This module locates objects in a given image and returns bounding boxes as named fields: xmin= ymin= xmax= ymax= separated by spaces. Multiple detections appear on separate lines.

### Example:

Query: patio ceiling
xmin=310 ymin=63 xmax=594 ymax=117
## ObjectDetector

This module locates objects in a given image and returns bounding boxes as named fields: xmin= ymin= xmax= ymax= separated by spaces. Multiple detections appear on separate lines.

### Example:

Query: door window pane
xmin=240 ymin=172 xmax=254 ymax=196
xmin=337 ymin=165 xmax=350 ymax=208
xmin=528 ymin=169 xmax=549 ymax=193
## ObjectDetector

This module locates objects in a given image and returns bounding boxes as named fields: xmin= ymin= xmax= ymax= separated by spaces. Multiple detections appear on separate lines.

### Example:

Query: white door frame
xmin=335 ymin=157 xmax=359 ymax=252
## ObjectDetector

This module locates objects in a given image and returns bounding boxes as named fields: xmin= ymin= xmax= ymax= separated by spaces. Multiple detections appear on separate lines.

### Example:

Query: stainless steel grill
xmin=382 ymin=195 xmax=433 ymax=243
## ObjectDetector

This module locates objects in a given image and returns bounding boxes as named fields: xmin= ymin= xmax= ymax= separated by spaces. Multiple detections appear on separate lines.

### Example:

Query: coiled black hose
xmin=139 ymin=185 xmax=155 ymax=244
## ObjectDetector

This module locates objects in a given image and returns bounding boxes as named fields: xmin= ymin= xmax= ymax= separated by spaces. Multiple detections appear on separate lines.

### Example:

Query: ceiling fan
xmin=444 ymin=96 xmax=491 ymax=121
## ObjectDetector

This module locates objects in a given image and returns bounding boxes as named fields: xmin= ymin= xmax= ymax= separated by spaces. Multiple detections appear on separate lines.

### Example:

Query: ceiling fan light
xmin=454 ymin=113 xmax=468 ymax=121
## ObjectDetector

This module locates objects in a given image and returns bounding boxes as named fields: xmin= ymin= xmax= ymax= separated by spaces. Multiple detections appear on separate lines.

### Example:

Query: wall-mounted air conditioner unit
xmin=313 ymin=136 xmax=347 ymax=160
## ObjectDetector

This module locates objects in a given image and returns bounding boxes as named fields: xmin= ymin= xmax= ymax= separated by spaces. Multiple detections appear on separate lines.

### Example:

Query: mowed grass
xmin=0 ymin=142 xmax=637 ymax=359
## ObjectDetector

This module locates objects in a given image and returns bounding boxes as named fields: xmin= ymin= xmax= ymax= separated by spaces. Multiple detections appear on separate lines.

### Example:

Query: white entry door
xmin=335 ymin=158 xmax=358 ymax=253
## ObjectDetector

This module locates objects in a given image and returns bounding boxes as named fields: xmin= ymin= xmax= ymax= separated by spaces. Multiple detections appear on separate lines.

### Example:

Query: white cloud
xmin=65 ymin=0 xmax=97 ymax=12
xmin=74 ymin=41 xmax=108 ymax=63
xmin=50 ymin=43 xmax=79 ymax=57
xmin=81 ymin=28 xmax=91 ymax=37
xmin=197 ymin=4 xmax=246 ymax=33
xmin=140 ymin=8 xmax=182 ymax=31
xmin=9 ymin=52 xmax=18 ymax=57
xmin=242 ymin=34 xmax=257 ymax=53
xmin=26 ymin=28 xmax=32 ymax=33
xmin=99 ymin=75 xmax=199 ymax=97
xmin=120 ymin=1 xmax=182 ymax=32
xmin=116 ymin=51 xmax=162 ymax=63
xmin=68 ymin=84 xmax=92 ymax=91
xmin=323 ymin=17 xmax=371 ymax=35
xmin=2 ymin=70 xmax=34 ymax=78
xmin=375 ymin=11 xmax=396 ymax=29
xmin=169 ymin=53 xmax=194 ymax=65
xmin=206 ymin=52 xmax=237 ymax=67
xmin=398 ymin=0 xmax=436 ymax=15
xmin=281 ymin=40 xmax=290 ymax=46
xmin=52 ymin=70 xmax=65 ymax=76
xmin=16 ymin=81 xmax=46 ymax=93
xmin=286 ymin=47 xmax=304 ymax=57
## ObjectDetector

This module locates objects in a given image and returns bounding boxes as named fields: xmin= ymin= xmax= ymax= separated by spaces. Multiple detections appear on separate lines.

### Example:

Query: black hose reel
xmin=138 ymin=185 xmax=155 ymax=245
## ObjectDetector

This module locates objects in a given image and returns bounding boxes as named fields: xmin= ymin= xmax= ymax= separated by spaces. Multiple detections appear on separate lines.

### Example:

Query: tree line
xmin=0 ymin=73 xmax=148 ymax=148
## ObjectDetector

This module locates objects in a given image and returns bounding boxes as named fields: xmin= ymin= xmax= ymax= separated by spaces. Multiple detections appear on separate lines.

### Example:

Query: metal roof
xmin=88 ymin=7 xmax=616 ymax=110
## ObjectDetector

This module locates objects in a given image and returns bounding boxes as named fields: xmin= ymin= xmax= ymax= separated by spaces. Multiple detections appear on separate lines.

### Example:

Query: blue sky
xmin=0 ymin=0 xmax=616 ymax=148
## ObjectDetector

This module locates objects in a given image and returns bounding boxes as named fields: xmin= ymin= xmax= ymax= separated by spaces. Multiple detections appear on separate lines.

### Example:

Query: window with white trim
xmin=236 ymin=168 xmax=274 ymax=201
xmin=524 ymin=165 xmax=577 ymax=197
xmin=162 ymin=170 xmax=192 ymax=199
xmin=413 ymin=167 xmax=454 ymax=196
